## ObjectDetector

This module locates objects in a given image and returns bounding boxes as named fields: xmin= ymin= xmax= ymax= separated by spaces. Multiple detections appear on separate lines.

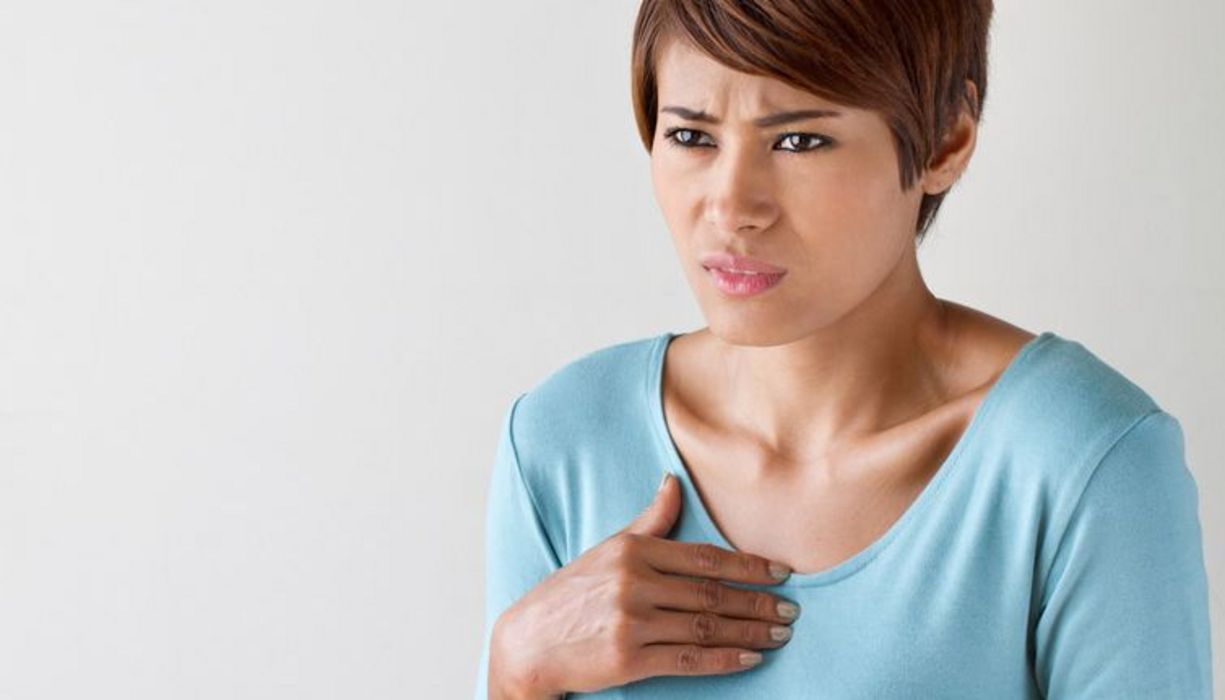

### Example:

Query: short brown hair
xmin=631 ymin=0 xmax=994 ymax=244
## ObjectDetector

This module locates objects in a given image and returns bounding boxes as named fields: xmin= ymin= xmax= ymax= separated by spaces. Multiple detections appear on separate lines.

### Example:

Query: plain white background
xmin=1 ymin=1 xmax=1221 ymax=697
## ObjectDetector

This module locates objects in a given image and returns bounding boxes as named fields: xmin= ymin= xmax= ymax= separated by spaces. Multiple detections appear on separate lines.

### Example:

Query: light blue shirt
xmin=475 ymin=330 xmax=1213 ymax=698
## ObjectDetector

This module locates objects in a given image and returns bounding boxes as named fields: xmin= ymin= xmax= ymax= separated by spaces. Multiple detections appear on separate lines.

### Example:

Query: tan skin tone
xmin=489 ymin=35 xmax=1036 ymax=699
xmin=650 ymin=35 xmax=1036 ymax=575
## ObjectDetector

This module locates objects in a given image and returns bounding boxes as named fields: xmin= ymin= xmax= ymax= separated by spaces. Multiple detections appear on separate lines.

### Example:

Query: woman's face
xmin=650 ymin=37 xmax=940 ymax=346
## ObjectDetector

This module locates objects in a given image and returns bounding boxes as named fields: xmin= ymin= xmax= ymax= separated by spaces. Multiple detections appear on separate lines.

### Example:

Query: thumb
xmin=621 ymin=472 xmax=681 ymax=538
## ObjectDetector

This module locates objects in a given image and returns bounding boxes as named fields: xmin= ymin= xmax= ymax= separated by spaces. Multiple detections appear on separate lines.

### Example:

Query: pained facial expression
xmin=649 ymin=36 xmax=932 ymax=346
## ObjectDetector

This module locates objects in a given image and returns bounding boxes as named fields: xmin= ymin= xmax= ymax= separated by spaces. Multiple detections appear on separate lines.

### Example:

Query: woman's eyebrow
xmin=659 ymin=105 xmax=843 ymax=127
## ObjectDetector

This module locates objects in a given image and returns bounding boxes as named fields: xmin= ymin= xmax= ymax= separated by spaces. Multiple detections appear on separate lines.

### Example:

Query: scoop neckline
xmin=644 ymin=329 xmax=1056 ymax=588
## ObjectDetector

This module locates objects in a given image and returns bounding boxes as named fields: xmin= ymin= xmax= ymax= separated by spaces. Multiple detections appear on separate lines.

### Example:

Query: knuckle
xmin=744 ymin=621 xmax=766 ymax=645
xmin=609 ymin=645 xmax=634 ymax=675
xmin=689 ymin=612 xmax=719 ymax=644
xmin=609 ymin=547 xmax=644 ymax=583
xmin=610 ymin=610 xmax=640 ymax=648
xmin=676 ymin=645 xmax=704 ymax=673
xmin=611 ymin=533 xmax=640 ymax=560
xmin=720 ymin=647 xmax=739 ymax=671
xmin=692 ymin=543 xmax=722 ymax=573
xmin=612 ymin=562 xmax=638 ymax=589
xmin=696 ymin=578 xmax=724 ymax=610
xmin=612 ymin=577 xmax=637 ymax=609
xmin=752 ymin=591 xmax=773 ymax=618
xmin=738 ymin=554 xmax=757 ymax=578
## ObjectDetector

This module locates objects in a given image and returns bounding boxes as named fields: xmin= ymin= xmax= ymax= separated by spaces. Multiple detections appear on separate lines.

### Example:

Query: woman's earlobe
xmin=922 ymin=109 xmax=977 ymax=195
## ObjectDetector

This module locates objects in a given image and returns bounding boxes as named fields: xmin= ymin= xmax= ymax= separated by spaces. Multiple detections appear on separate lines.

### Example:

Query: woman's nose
xmin=703 ymin=146 xmax=778 ymax=234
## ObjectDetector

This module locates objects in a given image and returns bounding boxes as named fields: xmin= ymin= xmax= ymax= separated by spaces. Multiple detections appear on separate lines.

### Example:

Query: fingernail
xmin=658 ymin=473 xmax=671 ymax=491
xmin=777 ymin=601 xmax=800 ymax=620
xmin=768 ymin=562 xmax=791 ymax=581
xmin=770 ymin=625 xmax=792 ymax=642
xmin=739 ymin=651 xmax=763 ymax=666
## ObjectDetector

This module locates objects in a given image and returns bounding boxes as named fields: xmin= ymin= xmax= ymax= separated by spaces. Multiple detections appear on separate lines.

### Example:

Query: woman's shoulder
xmin=943 ymin=302 xmax=1166 ymax=442
xmin=985 ymin=327 xmax=1183 ymax=497
xmin=515 ymin=330 xmax=662 ymax=414
xmin=941 ymin=302 xmax=1174 ymax=482
xmin=502 ymin=331 xmax=667 ymax=460
xmin=1000 ymin=330 xmax=1165 ymax=433
xmin=494 ymin=332 xmax=674 ymax=557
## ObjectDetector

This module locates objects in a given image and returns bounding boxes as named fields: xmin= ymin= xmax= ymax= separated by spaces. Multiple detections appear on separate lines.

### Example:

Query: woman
xmin=476 ymin=1 xmax=1213 ymax=698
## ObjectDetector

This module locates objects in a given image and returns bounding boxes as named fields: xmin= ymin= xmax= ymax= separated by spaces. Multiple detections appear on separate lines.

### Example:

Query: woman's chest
xmin=572 ymin=577 xmax=1041 ymax=699
xmin=663 ymin=405 xmax=968 ymax=576
xmin=681 ymin=460 xmax=928 ymax=574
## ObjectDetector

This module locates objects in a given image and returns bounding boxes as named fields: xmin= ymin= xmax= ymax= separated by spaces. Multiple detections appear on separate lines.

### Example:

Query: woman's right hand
xmin=488 ymin=472 xmax=800 ymax=699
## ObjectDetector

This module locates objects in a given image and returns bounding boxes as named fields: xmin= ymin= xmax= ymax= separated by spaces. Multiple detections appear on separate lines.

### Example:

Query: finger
xmin=644 ymin=608 xmax=793 ymax=649
xmin=639 ymin=537 xmax=792 ymax=586
xmin=630 ymin=643 xmax=765 ymax=679
xmin=620 ymin=472 xmax=682 ymax=539
xmin=641 ymin=569 xmax=801 ymax=624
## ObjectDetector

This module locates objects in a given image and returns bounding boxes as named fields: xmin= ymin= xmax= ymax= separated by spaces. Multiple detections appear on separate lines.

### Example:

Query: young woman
xmin=476 ymin=1 xmax=1213 ymax=697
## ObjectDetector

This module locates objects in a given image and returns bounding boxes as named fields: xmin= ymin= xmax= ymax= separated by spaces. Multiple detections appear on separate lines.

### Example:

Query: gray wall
xmin=1 ymin=1 xmax=1220 ymax=696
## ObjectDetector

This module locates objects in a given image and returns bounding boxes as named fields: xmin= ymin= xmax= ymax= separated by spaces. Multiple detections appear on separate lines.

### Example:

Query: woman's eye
xmin=662 ymin=127 xmax=712 ymax=149
xmin=775 ymin=133 xmax=828 ymax=153
xmin=661 ymin=127 xmax=829 ymax=153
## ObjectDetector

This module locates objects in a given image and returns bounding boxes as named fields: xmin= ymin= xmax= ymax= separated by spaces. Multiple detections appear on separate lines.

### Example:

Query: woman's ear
xmin=920 ymin=79 xmax=980 ymax=196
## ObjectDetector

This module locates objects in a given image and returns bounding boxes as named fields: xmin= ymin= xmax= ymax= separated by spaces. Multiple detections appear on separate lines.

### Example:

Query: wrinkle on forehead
xmin=654 ymin=35 xmax=851 ymax=123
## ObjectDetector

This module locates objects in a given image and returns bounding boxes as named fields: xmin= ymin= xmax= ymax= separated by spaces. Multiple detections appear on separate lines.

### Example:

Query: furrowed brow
xmin=660 ymin=105 xmax=842 ymax=127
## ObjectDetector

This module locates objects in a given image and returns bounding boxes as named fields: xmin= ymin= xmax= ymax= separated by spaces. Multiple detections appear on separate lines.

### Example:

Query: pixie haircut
xmin=631 ymin=0 xmax=994 ymax=244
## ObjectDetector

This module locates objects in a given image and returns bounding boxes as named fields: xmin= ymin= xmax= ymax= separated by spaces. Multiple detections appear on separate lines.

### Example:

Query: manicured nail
xmin=768 ymin=562 xmax=791 ymax=581
xmin=777 ymin=601 xmax=800 ymax=620
xmin=770 ymin=625 xmax=792 ymax=642
xmin=739 ymin=651 xmax=763 ymax=666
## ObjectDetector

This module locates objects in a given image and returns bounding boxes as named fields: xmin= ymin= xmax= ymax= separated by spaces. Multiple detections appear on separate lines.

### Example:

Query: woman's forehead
xmin=654 ymin=37 xmax=850 ymax=116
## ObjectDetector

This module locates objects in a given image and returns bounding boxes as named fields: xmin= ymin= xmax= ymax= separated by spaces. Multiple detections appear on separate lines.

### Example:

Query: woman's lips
xmin=698 ymin=251 xmax=787 ymax=274
xmin=703 ymin=266 xmax=786 ymax=297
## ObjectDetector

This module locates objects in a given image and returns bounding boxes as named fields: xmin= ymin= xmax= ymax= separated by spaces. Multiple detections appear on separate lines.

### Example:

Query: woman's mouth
xmin=703 ymin=266 xmax=786 ymax=297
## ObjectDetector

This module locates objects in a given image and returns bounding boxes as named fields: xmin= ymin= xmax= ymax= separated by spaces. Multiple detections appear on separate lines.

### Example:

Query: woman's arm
xmin=474 ymin=393 xmax=565 ymax=700
xmin=1032 ymin=410 xmax=1214 ymax=698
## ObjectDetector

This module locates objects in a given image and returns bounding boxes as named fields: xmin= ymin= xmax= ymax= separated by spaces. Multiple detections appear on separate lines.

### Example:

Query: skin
xmin=488 ymin=33 xmax=1043 ymax=699
xmin=489 ymin=474 xmax=803 ymax=698
xmin=649 ymin=34 xmax=1037 ymax=575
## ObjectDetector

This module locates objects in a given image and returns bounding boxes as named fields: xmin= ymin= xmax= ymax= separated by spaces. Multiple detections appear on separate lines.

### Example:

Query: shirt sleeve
xmin=474 ymin=392 xmax=565 ymax=700
xmin=1033 ymin=409 xmax=1214 ymax=698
